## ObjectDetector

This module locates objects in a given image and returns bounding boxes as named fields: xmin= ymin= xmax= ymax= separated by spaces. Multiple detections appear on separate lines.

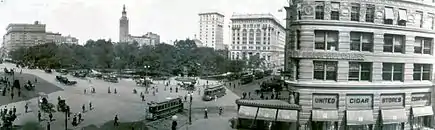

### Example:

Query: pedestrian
xmin=248 ymin=92 xmax=251 ymax=98
xmin=12 ymin=106 xmax=16 ymax=115
xmin=67 ymin=106 xmax=71 ymax=119
xmin=219 ymin=107 xmax=223 ymax=116
xmin=46 ymin=122 xmax=50 ymax=130
xmin=271 ymin=93 xmax=274 ymax=99
xmin=10 ymin=92 xmax=14 ymax=100
xmin=92 ymin=87 xmax=96 ymax=93
xmin=34 ymin=78 xmax=37 ymax=83
xmin=38 ymin=110 xmax=41 ymax=121
xmin=170 ymin=87 xmax=172 ymax=92
xmin=204 ymin=108 xmax=208 ymax=119
xmin=114 ymin=88 xmax=117 ymax=94
xmin=108 ymin=87 xmax=111 ymax=93
xmin=82 ymin=104 xmax=86 ymax=113
xmin=72 ymin=115 xmax=77 ymax=126
xmin=25 ymin=103 xmax=28 ymax=113
xmin=78 ymin=112 xmax=82 ymax=122
xmin=141 ymin=95 xmax=145 ymax=101
xmin=184 ymin=95 xmax=187 ymax=102
xmin=114 ymin=115 xmax=119 ymax=126
xmin=17 ymin=90 xmax=21 ymax=97
xmin=89 ymin=102 xmax=92 ymax=110
xmin=49 ymin=112 xmax=53 ymax=121
xmin=84 ymin=89 xmax=87 ymax=94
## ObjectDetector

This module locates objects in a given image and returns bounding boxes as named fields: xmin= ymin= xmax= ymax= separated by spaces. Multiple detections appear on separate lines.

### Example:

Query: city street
xmin=0 ymin=63 xmax=240 ymax=130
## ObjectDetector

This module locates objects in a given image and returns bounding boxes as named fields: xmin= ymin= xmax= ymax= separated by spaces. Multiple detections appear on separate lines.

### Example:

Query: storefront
xmin=311 ymin=94 xmax=339 ymax=130
xmin=410 ymin=92 xmax=433 ymax=130
xmin=379 ymin=94 xmax=407 ymax=130
xmin=346 ymin=94 xmax=375 ymax=130
xmin=235 ymin=99 xmax=300 ymax=130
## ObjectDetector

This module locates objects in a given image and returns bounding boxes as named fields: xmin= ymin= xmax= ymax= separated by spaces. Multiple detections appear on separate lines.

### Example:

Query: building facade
xmin=198 ymin=12 xmax=225 ymax=50
xmin=46 ymin=32 xmax=78 ymax=45
xmin=285 ymin=0 xmax=435 ymax=130
xmin=128 ymin=33 xmax=160 ymax=46
xmin=119 ymin=5 xmax=129 ymax=43
xmin=2 ymin=21 xmax=46 ymax=57
xmin=229 ymin=14 xmax=285 ymax=72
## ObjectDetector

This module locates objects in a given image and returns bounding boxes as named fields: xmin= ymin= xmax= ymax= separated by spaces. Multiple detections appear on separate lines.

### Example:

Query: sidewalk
xmin=179 ymin=116 xmax=233 ymax=130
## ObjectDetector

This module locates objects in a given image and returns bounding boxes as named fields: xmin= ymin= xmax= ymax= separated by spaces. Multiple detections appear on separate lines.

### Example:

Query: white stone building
xmin=2 ymin=21 xmax=46 ymax=57
xmin=198 ymin=12 xmax=225 ymax=50
xmin=229 ymin=13 xmax=285 ymax=72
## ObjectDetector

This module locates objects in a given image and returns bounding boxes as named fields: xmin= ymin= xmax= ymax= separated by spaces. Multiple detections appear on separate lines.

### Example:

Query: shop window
xmin=414 ymin=37 xmax=433 ymax=54
xmin=382 ymin=123 xmax=403 ymax=130
xmin=382 ymin=63 xmax=404 ymax=81
xmin=315 ymin=30 xmax=339 ymax=51
xmin=348 ymin=125 xmax=373 ymax=130
xmin=413 ymin=64 xmax=431 ymax=81
xmin=350 ymin=32 xmax=373 ymax=52
xmin=383 ymin=34 xmax=404 ymax=53
xmin=313 ymin=61 xmax=337 ymax=81
xmin=413 ymin=116 xmax=432 ymax=129
xmin=312 ymin=122 xmax=337 ymax=130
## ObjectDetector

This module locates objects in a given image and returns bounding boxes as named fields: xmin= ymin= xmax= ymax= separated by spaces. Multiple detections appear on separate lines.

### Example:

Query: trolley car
xmin=145 ymin=97 xmax=183 ymax=120
xmin=202 ymin=84 xmax=226 ymax=101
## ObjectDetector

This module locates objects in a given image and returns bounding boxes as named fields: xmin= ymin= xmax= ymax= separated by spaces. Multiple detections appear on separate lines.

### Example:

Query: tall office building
xmin=2 ymin=21 xmax=46 ymax=57
xmin=228 ymin=13 xmax=285 ymax=73
xmin=119 ymin=5 xmax=129 ymax=43
xmin=284 ymin=0 xmax=435 ymax=130
xmin=198 ymin=12 xmax=225 ymax=50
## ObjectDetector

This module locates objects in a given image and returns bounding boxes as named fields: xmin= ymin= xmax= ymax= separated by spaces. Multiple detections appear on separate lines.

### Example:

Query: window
xmin=315 ymin=30 xmax=338 ymax=51
xmin=313 ymin=61 xmax=337 ymax=80
xmin=416 ymin=11 xmax=423 ymax=28
xmin=383 ymin=34 xmax=404 ymax=53
xmin=296 ymin=30 xmax=301 ymax=49
xmin=382 ymin=63 xmax=404 ymax=81
xmin=384 ymin=7 xmax=394 ymax=24
xmin=349 ymin=62 xmax=372 ymax=81
xmin=350 ymin=32 xmax=373 ymax=52
xmin=427 ymin=13 xmax=434 ymax=29
xmin=331 ymin=2 xmax=340 ymax=20
xmin=414 ymin=37 xmax=433 ymax=54
xmin=351 ymin=3 xmax=360 ymax=21
xmin=414 ymin=64 xmax=431 ymax=81
xmin=315 ymin=2 xmax=325 ymax=20
xmin=398 ymin=9 xmax=407 ymax=26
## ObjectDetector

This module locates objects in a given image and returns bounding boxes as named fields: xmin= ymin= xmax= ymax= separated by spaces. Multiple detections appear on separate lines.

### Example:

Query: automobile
xmin=103 ymin=75 xmax=118 ymax=83
xmin=56 ymin=76 xmax=77 ymax=85
xmin=44 ymin=69 xmax=52 ymax=73
xmin=24 ymin=82 xmax=35 ymax=90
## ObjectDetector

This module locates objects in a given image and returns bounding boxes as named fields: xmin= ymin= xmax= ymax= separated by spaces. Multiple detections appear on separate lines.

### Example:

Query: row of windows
xmin=295 ymin=30 xmax=434 ymax=55
xmin=313 ymin=2 xmax=435 ymax=29
xmin=310 ymin=61 xmax=431 ymax=81
xmin=231 ymin=46 xmax=271 ymax=50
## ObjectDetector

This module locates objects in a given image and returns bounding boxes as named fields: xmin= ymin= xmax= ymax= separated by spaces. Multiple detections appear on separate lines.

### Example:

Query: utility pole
xmin=189 ymin=94 xmax=192 ymax=125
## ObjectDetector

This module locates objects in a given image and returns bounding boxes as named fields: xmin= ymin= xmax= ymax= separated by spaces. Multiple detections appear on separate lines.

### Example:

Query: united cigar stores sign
xmin=346 ymin=94 xmax=373 ymax=109
xmin=380 ymin=94 xmax=404 ymax=107
xmin=411 ymin=92 xmax=431 ymax=106
xmin=312 ymin=94 xmax=338 ymax=109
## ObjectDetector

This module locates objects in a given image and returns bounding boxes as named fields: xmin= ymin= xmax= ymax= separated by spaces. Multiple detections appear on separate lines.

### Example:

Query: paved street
xmin=225 ymin=76 xmax=290 ymax=100
xmin=0 ymin=63 xmax=240 ymax=130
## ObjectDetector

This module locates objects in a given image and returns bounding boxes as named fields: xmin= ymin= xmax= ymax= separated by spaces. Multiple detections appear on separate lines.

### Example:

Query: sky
xmin=0 ymin=0 xmax=288 ymax=45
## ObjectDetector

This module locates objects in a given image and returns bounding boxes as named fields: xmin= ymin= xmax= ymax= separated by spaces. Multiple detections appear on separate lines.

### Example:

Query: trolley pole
xmin=189 ymin=94 xmax=192 ymax=125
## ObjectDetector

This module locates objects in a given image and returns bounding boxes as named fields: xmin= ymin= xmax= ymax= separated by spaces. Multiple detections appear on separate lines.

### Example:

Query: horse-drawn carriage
xmin=4 ymin=68 xmax=13 ymax=75
xmin=56 ymin=76 xmax=77 ymax=85
xmin=24 ymin=81 xmax=35 ymax=90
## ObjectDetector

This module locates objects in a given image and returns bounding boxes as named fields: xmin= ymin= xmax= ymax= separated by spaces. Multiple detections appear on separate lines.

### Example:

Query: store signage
xmin=346 ymin=95 xmax=373 ymax=109
xmin=380 ymin=94 xmax=404 ymax=107
xmin=411 ymin=93 xmax=431 ymax=106
xmin=312 ymin=94 xmax=338 ymax=109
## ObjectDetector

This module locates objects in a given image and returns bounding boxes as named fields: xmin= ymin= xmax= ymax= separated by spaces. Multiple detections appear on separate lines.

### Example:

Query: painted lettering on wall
xmin=314 ymin=98 xmax=336 ymax=104
xmin=411 ymin=92 xmax=431 ymax=106
xmin=349 ymin=98 xmax=369 ymax=104
xmin=346 ymin=95 xmax=373 ymax=109
xmin=380 ymin=94 xmax=404 ymax=107
xmin=312 ymin=94 xmax=338 ymax=109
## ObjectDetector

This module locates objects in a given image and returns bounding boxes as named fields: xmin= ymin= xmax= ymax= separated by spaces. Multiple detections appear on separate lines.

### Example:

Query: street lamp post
xmin=144 ymin=65 xmax=150 ymax=87
xmin=188 ymin=94 xmax=192 ymax=125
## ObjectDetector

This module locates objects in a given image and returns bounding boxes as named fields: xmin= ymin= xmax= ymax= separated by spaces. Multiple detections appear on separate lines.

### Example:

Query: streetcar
xmin=240 ymin=74 xmax=254 ymax=84
xmin=145 ymin=97 xmax=183 ymax=120
xmin=202 ymin=84 xmax=226 ymax=101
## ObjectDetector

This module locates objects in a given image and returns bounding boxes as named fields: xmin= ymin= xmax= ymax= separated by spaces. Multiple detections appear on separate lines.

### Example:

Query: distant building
xmin=228 ymin=13 xmax=285 ymax=72
xmin=198 ymin=12 xmax=225 ymax=50
xmin=46 ymin=32 xmax=78 ymax=45
xmin=118 ymin=5 xmax=160 ymax=46
xmin=2 ymin=21 xmax=46 ymax=57
xmin=119 ymin=4 xmax=129 ymax=43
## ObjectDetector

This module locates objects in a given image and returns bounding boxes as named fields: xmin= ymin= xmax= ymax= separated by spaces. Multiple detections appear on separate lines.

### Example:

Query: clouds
xmin=0 ymin=0 xmax=287 ymax=44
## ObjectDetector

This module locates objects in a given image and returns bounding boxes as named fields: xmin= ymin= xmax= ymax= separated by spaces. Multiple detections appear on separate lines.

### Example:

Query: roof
xmin=230 ymin=13 xmax=285 ymax=29
xmin=149 ymin=97 xmax=181 ymax=105
xmin=236 ymin=99 xmax=300 ymax=110
xmin=198 ymin=12 xmax=225 ymax=17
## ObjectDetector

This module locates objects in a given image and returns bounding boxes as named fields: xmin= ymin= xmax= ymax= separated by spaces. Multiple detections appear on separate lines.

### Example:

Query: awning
xmin=385 ymin=7 xmax=394 ymax=20
xmin=256 ymin=108 xmax=278 ymax=121
xmin=398 ymin=9 xmax=407 ymax=21
xmin=412 ymin=106 xmax=434 ymax=117
xmin=276 ymin=109 xmax=298 ymax=122
xmin=312 ymin=109 xmax=339 ymax=122
xmin=238 ymin=106 xmax=259 ymax=119
xmin=381 ymin=109 xmax=407 ymax=124
xmin=346 ymin=110 xmax=375 ymax=125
